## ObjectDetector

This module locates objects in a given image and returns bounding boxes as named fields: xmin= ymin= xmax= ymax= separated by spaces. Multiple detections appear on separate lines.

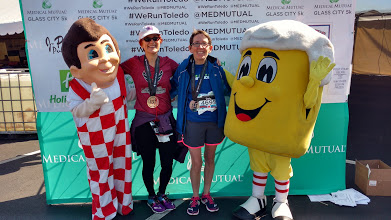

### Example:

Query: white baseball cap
xmin=138 ymin=25 xmax=160 ymax=40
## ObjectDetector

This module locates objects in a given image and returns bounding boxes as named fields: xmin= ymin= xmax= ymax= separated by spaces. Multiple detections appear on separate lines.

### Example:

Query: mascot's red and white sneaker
xmin=233 ymin=196 xmax=267 ymax=220
xmin=271 ymin=199 xmax=293 ymax=220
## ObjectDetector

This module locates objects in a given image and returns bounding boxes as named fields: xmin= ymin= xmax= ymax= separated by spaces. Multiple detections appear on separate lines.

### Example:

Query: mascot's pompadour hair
xmin=61 ymin=18 xmax=119 ymax=69
xmin=240 ymin=20 xmax=335 ymax=86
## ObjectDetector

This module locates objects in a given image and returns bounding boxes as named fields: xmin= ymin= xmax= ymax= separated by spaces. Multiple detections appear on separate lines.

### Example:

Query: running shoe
xmin=157 ymin=193 xmax=176 ymax=210
xmin=147 ymin=195 xmax=166 ymax=213
xmin=187 ymin=196 xmax=200 ymax=215
xmin=201 ymin=193 xmax=219 ymax=212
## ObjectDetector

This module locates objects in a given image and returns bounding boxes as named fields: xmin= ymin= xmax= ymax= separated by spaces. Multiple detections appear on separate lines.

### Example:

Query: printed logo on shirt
xmin=195 ymin=73 xmax=209 ymax=81
xmin=141 ymin=69 xmax=164 ymax=94
xmin=141 ymin=87 xmax=166 ymax=94
xmin=142 ymin=69 xmax=163 ymax=84
xmin=59 ymin=70 xmax=74 ymax=92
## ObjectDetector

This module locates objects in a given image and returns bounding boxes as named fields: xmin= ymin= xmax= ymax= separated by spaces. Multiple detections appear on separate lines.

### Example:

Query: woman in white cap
xmin=121 ymin=25 xmax=178 ymax=213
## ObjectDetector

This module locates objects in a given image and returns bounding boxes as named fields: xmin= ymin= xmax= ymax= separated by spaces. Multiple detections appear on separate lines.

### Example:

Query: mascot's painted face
xmin=70 ymin=34 xmax=120 ymax=89
xmin=225 ymin=47 xmax=321 ymax=158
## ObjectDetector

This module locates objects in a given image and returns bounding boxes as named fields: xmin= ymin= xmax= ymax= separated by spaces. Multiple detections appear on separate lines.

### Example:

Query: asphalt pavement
xmin=1 ymin=134 xmax=390 ymax=220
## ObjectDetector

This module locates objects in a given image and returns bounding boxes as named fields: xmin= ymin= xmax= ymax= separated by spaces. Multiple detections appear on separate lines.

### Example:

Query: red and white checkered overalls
xmin=69 ymin=68 xmax=133 ymax=220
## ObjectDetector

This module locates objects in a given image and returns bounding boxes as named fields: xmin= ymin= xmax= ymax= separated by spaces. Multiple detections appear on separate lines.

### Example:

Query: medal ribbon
xmin=191 ymin=57 xmax=208 ymax=101
xmin=143 ymin=56 xmax=160 ymax=96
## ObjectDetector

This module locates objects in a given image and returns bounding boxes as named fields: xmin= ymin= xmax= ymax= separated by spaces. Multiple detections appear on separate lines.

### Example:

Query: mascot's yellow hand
xmin=224 ymin=69 xmax=235 ymax=88
xmin=310 ymin=56 xmax=335 ymax=81
xmin=304 ymin=56 xmax=336 ymax=109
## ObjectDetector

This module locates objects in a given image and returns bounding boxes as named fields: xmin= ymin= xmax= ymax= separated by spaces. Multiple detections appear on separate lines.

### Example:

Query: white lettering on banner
xmin=132 ymin=152 xmax=139 ymax=160
xmin=306 ymin=145 xmax=347 ymax=154
xmin=42 ymin=154 xmax=86 ymax=163
xmin=212 ymin=175 xmax=243 ymax=183
xmin=28 ymin=40 xmax=47 ymax=50
xmin=43 ymin=153 xmax=143 ymax=163
xmin=154 ymin=175 xmax=244 ymax=185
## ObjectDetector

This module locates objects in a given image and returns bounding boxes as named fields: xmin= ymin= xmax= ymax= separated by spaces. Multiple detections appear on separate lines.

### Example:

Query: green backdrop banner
xmin=37 ymin=103 xmax=348 ymax=204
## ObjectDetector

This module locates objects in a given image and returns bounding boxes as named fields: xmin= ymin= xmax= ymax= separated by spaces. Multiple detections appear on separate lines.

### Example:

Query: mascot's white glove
xmin=72 ymin=82 xmax=109 ymax=118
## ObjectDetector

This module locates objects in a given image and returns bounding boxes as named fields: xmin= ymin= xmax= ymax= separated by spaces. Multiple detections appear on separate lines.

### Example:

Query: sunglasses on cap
xmin=143 ymin=36 xmax=161 ymax=42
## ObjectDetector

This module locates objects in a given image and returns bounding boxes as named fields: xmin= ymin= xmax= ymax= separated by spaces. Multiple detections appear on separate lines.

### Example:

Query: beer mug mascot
xmin=62 ymin=18 xmax=133 ymax=220
xmin=224 ymin=20 xmax=335 ymax=220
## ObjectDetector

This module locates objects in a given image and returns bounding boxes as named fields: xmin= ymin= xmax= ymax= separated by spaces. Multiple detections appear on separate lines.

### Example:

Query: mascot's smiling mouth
xmin=234 ymin=93 xmax=270 ymax=122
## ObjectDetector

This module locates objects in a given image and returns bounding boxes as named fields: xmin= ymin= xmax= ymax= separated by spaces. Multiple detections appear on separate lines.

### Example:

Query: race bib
xmin=196 ymin=91 xmax=217 ymax=115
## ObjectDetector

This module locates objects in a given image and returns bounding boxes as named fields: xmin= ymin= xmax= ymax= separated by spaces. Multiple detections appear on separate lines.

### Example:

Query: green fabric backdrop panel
xmin=37 ymin=103 xmax=348 ymax=204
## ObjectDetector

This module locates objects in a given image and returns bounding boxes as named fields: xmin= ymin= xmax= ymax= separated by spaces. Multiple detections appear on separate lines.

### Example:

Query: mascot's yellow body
xmin=224 ymin=20 xmax=335 ymax=220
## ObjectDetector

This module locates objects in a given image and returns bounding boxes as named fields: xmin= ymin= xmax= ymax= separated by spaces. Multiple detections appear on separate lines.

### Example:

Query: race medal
xmin=147 ymin=96 xmax=159 ymax=108
xmin=189 ymin=100 xmax=198 ymax=111
xmin=143 ymin=56 xmax=160 ymax=108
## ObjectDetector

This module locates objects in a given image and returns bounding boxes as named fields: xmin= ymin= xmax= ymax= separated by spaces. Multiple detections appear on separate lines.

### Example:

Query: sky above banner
xmin=356 ymin=0 xmax=391 ymax=12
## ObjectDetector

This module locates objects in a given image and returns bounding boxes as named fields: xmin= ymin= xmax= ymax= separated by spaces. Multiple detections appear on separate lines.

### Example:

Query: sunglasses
xmin=143 ymin=36 xmax=160 ymax=42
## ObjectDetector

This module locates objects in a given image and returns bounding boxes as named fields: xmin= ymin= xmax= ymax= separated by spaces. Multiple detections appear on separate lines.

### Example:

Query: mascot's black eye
xmin=105 ymin=44 xmax=114 ymax=54
xmin=88 ymin=49 xmax=99 ymax=60
xmin=237 ymin=56 xmax=251 ymax=80
xmin=256 ymin=57 xmax=277 ymax=83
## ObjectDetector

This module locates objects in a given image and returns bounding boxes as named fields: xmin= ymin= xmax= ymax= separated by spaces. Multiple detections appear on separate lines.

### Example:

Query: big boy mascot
xmin=62 ymin=18 xmax=133 ymax=219
xmin=224 ymin=20 xmax=335 ymax=220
